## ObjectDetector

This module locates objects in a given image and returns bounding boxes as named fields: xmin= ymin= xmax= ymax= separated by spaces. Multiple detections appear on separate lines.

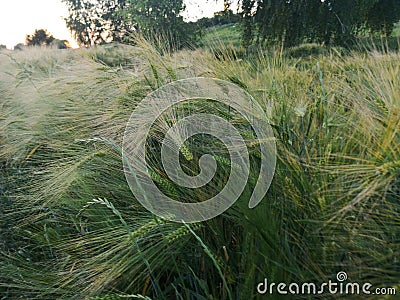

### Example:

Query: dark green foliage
xmin=25 ymin=29 xmax=55 ymax=46
xmin=365 ymin=0 xmax=400 ymax=36
xmin=62 ymin=0 xmax=199 ymax=49
xmin=122 ymin=0 xmax=199 ymax=49
xmin=13 ymin=43 xmax=25 ymax=50
xmin=62 ymin=0 xmax=133 ymax=46
xmin=241 ymin=0 xmax=255 ymax=47
xmin=24 ymin=30 xmax=69 ymax=49
xmin=51 ymin=39 xmax=71 ymax=49
xmin=241 ymin=0 xmax=400 ymax=47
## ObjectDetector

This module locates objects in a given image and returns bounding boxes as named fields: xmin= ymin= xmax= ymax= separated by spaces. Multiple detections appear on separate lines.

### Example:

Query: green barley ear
xmin=165 ymin=66 xmax=177 ymax=81
xmin=150 ymin=62 xmax=162 ymax=88
xmin=179 ymin=142 xmax=193 ymax=161
xmin=147 ymin=169 xmax=178 ymax=198
xmin=129 ymin=220 xmax=158 ymax=239
xmin=164 ymin=223 xmax=202 ymax=243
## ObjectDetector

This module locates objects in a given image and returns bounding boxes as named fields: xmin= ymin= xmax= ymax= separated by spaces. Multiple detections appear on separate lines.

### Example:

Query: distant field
xmin=203 ymin=22 xmax=400 ymax=51
xmin=202 ymin=23 xmax=241 ymax=48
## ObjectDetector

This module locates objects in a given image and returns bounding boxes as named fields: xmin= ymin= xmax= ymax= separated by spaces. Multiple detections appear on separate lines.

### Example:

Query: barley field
xmin=0 ymin=40 xmax=399 ymax=299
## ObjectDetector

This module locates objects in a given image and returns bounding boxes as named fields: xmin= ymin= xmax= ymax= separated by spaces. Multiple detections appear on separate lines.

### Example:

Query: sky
xmin=0 ymin=0 xmax=226 ymax=49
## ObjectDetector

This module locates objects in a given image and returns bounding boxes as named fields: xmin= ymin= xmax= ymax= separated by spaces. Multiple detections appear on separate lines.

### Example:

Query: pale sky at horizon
xmin=0 ymin=0 xmax=226 ymax=49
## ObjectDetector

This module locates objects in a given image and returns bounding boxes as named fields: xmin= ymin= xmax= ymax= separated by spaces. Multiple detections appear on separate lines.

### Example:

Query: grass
xmin=202 ymin=24 xmax=241 ymax=48
xmin=0 ymin=38 xmax=399 ymax=299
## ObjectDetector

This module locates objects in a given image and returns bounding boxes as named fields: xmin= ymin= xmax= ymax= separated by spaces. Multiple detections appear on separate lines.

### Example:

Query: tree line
xmin=61 ymin=0 xmax=193 ymax=48
xmin=21 ymin=0 xmax=400 ymax=50
xmin=243 ymin=0 xmax=400 ymax=47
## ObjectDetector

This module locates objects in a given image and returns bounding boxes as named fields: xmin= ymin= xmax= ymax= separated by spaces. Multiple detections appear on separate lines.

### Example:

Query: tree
xmin=241 ymin=0 xmax=400 ymax=47
xmin=62 ymin=0 xmax=133 ymax=46
xmin=26 ymin=29 xmax=55 ymax=46
xmin=62 ymin=0 xmax=198 ymax=49
xmin=213 ymin=0 xmax=241 ymax=26
xmin=51 ymin=39 xmax=71 ymax=49
xmin=196 ymin=1 xmax=241 ymax=30
xmin=241 ymin=0 xmax=255 ymax=47
xmin=14 ymin=43 xmax=26 ymax=51
xmin=122 ymin=0 xmax=198 ymax=48
xmin=365 ymin=0 xmax=400 ymax=36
